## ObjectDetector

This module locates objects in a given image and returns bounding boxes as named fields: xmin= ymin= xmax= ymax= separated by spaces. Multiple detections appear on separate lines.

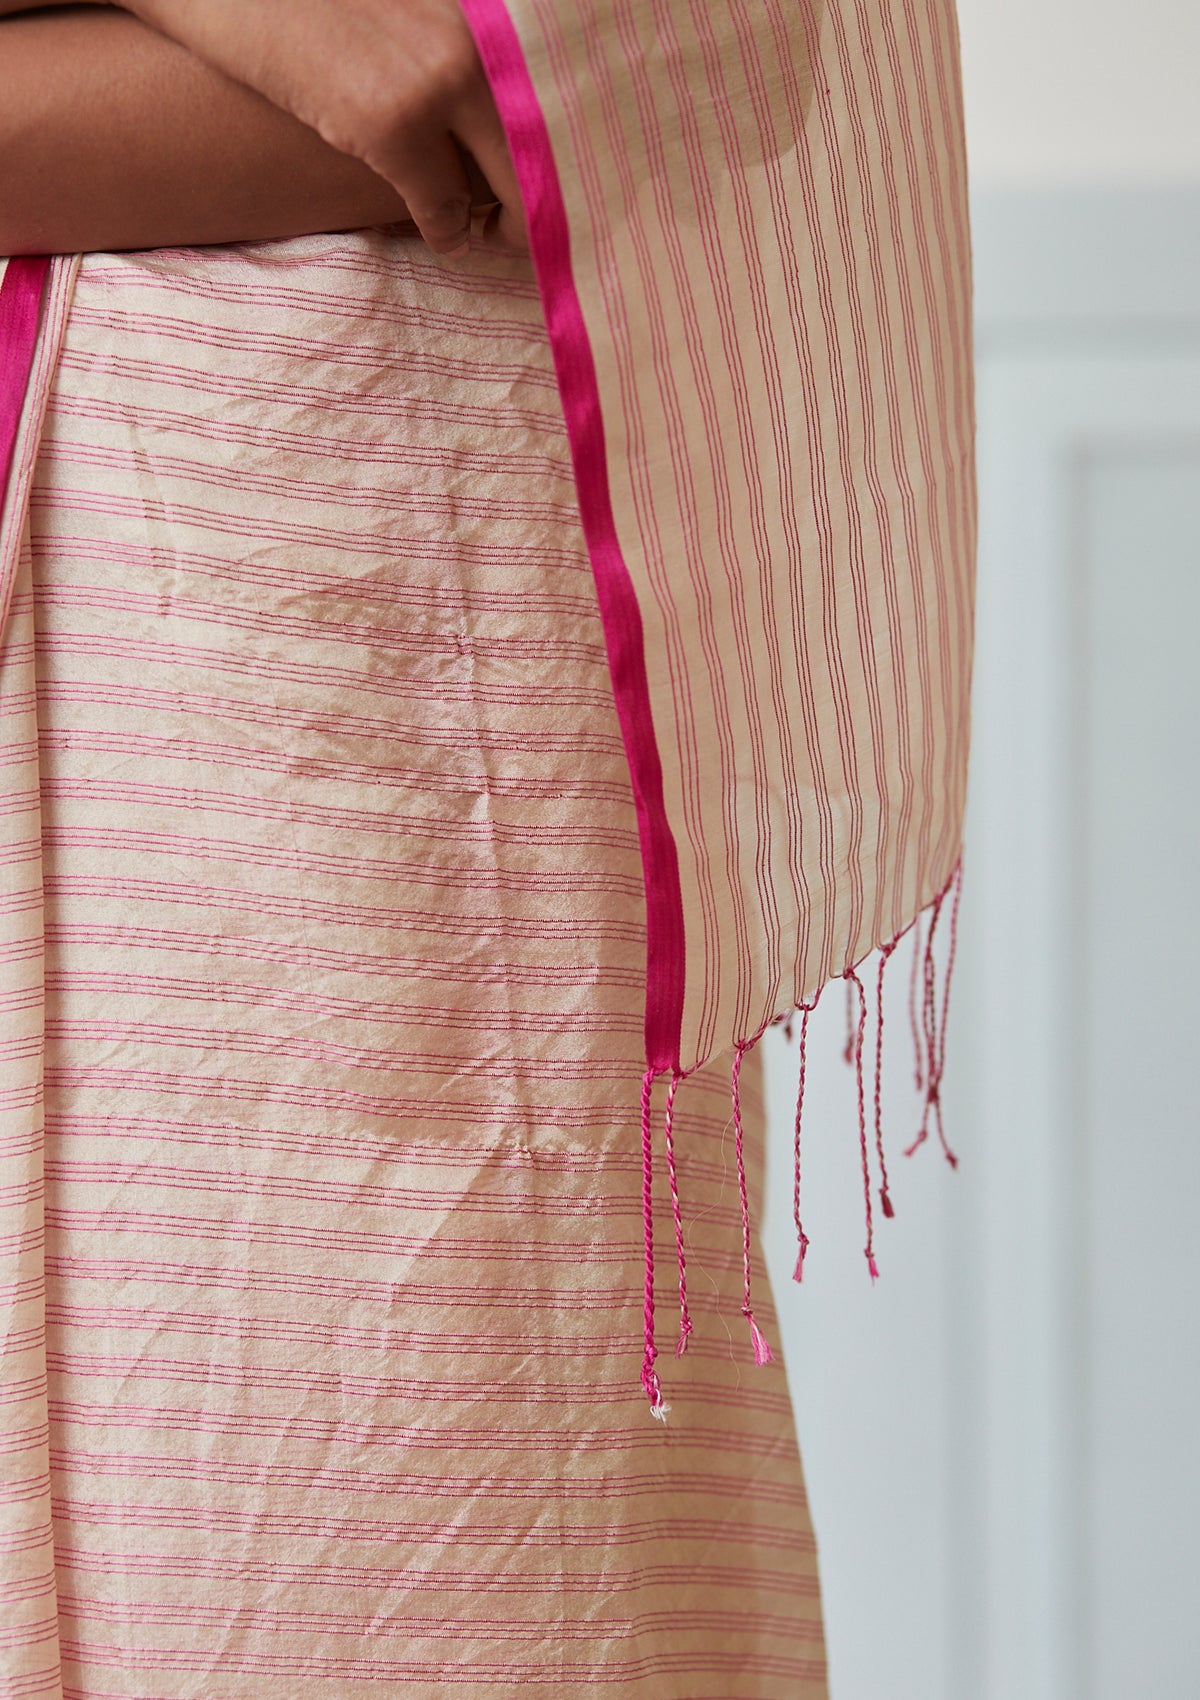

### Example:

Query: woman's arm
xmin=122 ymin=0 xmax=527 ymax=257
xmin=0 ymin=2 xmax=107 ymax=12
xmin=0 ymin=8 xmax=493 ymax=254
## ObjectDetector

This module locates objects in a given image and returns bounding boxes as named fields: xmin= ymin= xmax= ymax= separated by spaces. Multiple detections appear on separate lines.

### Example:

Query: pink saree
xmin=0 ymin=1 xmax=973 ymax=1693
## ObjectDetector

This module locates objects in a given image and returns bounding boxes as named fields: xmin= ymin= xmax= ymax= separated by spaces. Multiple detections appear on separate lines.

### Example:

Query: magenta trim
xmin=0 ymin=257 xmax=51 ymax=511
xmin=459 ymin=0 xmax=685 ymax=1072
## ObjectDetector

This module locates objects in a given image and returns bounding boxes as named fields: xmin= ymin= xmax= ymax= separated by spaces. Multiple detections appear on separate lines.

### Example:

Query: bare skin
xmin=0 ymin=4 xmax=521 ymax=257
xmin=121 ymin=0 xmax=528 ymax=257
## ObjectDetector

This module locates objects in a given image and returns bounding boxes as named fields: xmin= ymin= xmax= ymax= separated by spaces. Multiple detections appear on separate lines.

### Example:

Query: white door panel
xmin=761 ymin=189 xmax=1200 ymax=1700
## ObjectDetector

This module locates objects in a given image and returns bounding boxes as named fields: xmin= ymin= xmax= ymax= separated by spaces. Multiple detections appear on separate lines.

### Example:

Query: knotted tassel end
xmin=745 ymin=1310 xmax=774 ymax=1366
xmin=643 ymin=1363 xmax=668 ymax=1420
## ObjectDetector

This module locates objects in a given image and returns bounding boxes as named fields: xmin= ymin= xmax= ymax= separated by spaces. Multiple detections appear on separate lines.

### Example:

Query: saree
xmin=0 ymin=0 xmax=974 ymax=1692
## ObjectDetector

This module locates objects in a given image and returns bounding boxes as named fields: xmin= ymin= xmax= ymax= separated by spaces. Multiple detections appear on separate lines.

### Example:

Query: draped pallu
xmin=457 ymin=0 xmax=977 ymax=1404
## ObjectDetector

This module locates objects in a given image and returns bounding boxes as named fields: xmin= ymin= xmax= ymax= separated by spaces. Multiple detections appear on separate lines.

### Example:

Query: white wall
xmin=955 ymin=0 xmax=1200 ymax=185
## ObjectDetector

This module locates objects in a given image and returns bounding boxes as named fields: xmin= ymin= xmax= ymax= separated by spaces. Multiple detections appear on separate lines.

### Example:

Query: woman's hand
xmin=123 ymin=0 xmax=527 ymax=260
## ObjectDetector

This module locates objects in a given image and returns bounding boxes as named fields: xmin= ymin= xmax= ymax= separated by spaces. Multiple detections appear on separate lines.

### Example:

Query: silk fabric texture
xmin=0 ymin=234 xmax=826 ymax=1698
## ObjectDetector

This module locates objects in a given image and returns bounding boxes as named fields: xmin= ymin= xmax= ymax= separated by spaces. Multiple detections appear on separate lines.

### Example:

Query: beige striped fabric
xmin=467 ymin=0 xmax=977 ymax=1071
xmin=0 ymin=236 xmax=826 ymax=1697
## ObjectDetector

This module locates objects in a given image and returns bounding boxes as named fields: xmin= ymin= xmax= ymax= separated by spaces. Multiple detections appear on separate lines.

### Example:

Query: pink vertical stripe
xmin=0 ymin=256 xmax=51 ymax=512
xmin=458 ymin=0 xmax=686 ymax=1073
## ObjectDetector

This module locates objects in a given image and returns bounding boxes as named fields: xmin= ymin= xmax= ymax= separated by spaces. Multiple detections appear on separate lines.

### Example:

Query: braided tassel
xmin=792 ymin=994 xmax=820 ymax=1281
xmin=905 ymin=859 xmax=963 ymax=1167
xmin=844 ymin=966 xmax=878 ymax=1281
xmin=662 ymin=1071 xmax=693 ymax=1357
xmin=874 ymin=940 xmax=899 ymax=1219
xmin=732 ymin=1041 xmax=773 ymax=1364
xmin=639 ymin=1068 xmax=669 ymax=1420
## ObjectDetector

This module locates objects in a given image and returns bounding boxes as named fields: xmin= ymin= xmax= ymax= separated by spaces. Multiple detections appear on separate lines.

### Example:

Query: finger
xmin=392 ymin=130 xmax=474 ymax=257
xmin=460 ymin=144 xmax=499 ymax=212
xmin=478 ymin=200 xmax=517 ymax=256
xmin=454 ymin=101 xmax=528 ymax=255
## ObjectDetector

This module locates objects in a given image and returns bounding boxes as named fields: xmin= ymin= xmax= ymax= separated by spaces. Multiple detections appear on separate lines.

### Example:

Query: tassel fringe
xmin=909 ymin=908 xmax=926 ymax=1092
xmin=639 ymin=1067 xmax=667 ymax=1419
xmin=732 ymin=1040 xmax=773 ymax=1364
xmin=791 ymin=994 xmax=819 ymax=1281
xmin=662 ymin=1071 xmax=693 ymax=1358
xmin=843 ymin=963 xmax=877 ymax=1279
xmin=904 ymin=858 xmax=964 ymax=1167
xmin=639 ymin=859 xmax=964 ymax=1418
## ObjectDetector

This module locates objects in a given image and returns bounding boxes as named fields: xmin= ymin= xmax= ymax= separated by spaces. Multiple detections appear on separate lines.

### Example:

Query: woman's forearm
xmin=0 ymin=9 xmax=430 ymax=254
xmin=0 ymin=2 xmax=108 ymax=13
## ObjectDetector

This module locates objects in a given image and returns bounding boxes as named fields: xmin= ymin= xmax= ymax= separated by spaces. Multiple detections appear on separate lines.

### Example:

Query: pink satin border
xmin=457 ymin=1 xmax=685 ymax=1073
xmin=0 ymin=256 xmax=51 ymax=515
